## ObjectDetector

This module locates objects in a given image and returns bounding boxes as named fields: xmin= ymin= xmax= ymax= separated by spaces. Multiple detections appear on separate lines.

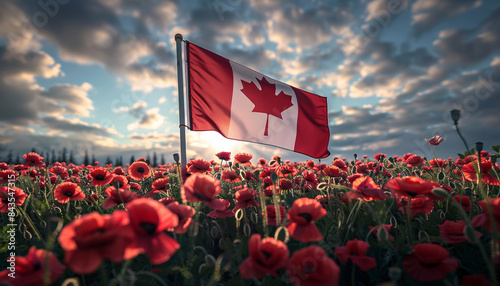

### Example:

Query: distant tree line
xmin=0 ymin=148 xmax=167 ymax=167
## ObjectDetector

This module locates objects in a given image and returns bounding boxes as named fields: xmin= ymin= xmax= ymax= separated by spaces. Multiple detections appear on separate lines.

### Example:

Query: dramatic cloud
xmin=412 ymin=0 xmax=482 ymax=35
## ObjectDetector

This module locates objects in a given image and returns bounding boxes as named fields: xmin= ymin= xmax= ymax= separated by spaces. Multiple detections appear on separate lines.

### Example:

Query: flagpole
xmin=175 ymin=33 xmax=187 ymax=167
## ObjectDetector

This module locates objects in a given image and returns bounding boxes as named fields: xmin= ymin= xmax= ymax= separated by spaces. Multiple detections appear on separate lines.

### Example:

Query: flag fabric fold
xmin=185 ymin=41 xmax=330 ymax=159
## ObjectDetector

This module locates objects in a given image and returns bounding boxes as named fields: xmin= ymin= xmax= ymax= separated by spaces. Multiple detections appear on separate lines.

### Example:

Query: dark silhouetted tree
xmin=130 ymin=155 xmax=135 ymax=165
xmin=91 ymin=154 xmax=96 ymax=165
xmin=105 ymin=156 xmax=112 ymax=165
xmin=69 ymin=150 xmax=75 ymax=164
xmin=83 ymin=150 xmax=89 ymax=166
xmin=62 ymin=147 xmax=67 ymax=163
xmin=153 ymin=152 xmax=157 ymax=167
xmin=51 ymin=150 xmax=56 ymax=164
xmin=161 ymin=154 xmax=165 ymax=165
xmin=6 ymin=150 xmax=13 ymax=165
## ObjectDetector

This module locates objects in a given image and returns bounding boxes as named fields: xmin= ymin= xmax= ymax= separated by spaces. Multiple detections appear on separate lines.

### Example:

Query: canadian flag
xmin=185 ymin=42 xmax=330 ymax=159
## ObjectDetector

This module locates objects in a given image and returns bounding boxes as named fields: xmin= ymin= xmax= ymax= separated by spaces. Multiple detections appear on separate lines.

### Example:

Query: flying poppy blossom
xmin=166 ymin=201 xmax=196 ymax=234
xmin=58 ymin=211 xmax=138 ymax=274
xmin=0 ymin=246 xmax=65 ymax=285
xmin=384 ymin=176 xmax=435 ymax=199
xmin=53 ymin=182 xmax=85 ymax=204
xmin=402 ymin=243 xmax=458 ymax=282
xmin=348 ymin=176 xmax=388 ymax=201
xmin=462 ymin=158 xmax=500 ymax=186
xmin=206 ymin=199 xmax=235 ymax=218
xmin=129 ymin=161 xmax=151 ymax=181
xmin=126 ymin=198 xmax=180 ymax=264
xmin=438 ymin=220 xmax=482 ymax=245
xmin=215 ymin=151 xmax=231 ymax=161
xmin=234 ymin=153 xmax=253 ymax=165
xmin=471 ymin=197 xmax=500 ymax=232
xmin=102 ymin=187 xmax=139 ymax=209
xmin=181 ymin=173 xmax=226 ymax=210
xmin=233 ymin=188 xmax=260 ymax=211
xmin=89 ymin=167 xmax=114 ymax=186
xmin=426 ymin=135 xmax=445 ymax=145
xmin=286 ymin=245 xmax=340 ymax=286
xmin=22 ymin=152 xmax=45 ymax=168
xmin=286 ymin=198 xmax=327 ymax=243
xmin=334 ymin=238 xmax=377 ymax=271
xmin=0 ymin=186 xmax=28 ymax=212
xmin=239 ymin=234 xmax=289 ymax=280
xmin=265 ymin=204 xmax=286 ymax=226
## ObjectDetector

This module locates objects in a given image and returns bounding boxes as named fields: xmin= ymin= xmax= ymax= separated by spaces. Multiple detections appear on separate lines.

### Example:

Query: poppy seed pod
xmin=451 ymin=109 xmax=461 ymax=124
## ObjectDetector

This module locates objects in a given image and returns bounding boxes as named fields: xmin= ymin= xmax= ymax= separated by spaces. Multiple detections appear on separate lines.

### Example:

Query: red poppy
xmin=87 ymin=193 xmax=99 ymax=203
xmin=109 ymin=175 xmax=130 ymax=190
xmin=233 ymin=188 xmax=260 ymax=211
xmin=471 ymin=197 xmax=500 ymax=232
xmin=398 ymin=197 xmax=434 ymax=216
xmin=215 ymin=151 xmax=231 ymax=161
xmin=187 ymin=158 xmax=212 ymax=173
xmin=0 ymin=170 xmax=18 ymax=185
xmin=0 ymin=162 xmax=9 ymax=170
xmin=102 ymin=187 xmax=139 ymax=209
xmin=335 ymin=238 xmax=377 ymax=271
xmin=286 ymin=198 xmax=326 ymax=243
xmin=280 ymin=163 xmax=299 ymax=176
xmin=265 ymin=204 xmax=286 ymax=226
xmin=402 ymin=243 xmax=458 ymax=282
xmin=158 ymin=197 xmax=176 ymax=207
xmin=348 ymin=176 xmax=388 ymax=201
xmin=461 ymin=274 xmax=493 ymax=286
xmin=112 ymin=167 xmax=125 ymax=175
xmin=384 ymin=176 xmax=435 ymax=199
xmin=22 ymin=152 xmax=45 ymax=168
xmin=89 ymin=167 xmax=114 ymax=186
xmin=355 ymin=163 xmax=370 ymax=175
xmin=279 ymin=179 xmax=293 ymax=190
xmin=347 ymin=173 xmax=363 ymax=185
xmin=0 ymin=246 xmax=65 ymax=285
xmin=426 ymin=135 xmax=445 ymax=145
xmin=462 ymin=158 xmax=500 ymax=186
xmin=332 ymin=159 xmax=348 ymax=173
xmin=49 ymin=165 xmax=69 ymax=180
xmin=206 ymin=199 xmax=235 ymax=217
xmin=405 ymin=155 xmax=424 ymax=167
xmin=374 ymin=153 xmax=386 ymax=161
xmin=438 ymin=220 xmax=482 ymax=245
xmin=301 ymin=170 xmax=318 ymax=191
xmin=234 ymin=152 xmax=253 ymax=165
xmin=429 ymin=158 xmax=447 ymax=169
xmin=126 ymin=198 xmax=180 ymax=264
xmin=323 ymin=165 xmax=345 ymax=177
xmin=257 ymin=158 xmax=267 ymax=167
xmin=129 ymin=161 xmax=151 ymax=181
xmin=286 ymin=245 xmax=340 ymax=286
xmin=368 ymin=224 xmax=394 ymax=241
xmin=166 ymin=201 xmax=196 ymax=234
xmin=146 ymin=177 xmax=170 ymax=198
xmin=53 ymin=182 xmax=85 ymax=204
xmin=0 ymin=186 xmax=28 ymax=213
xmin=58 ymin=211 xmax=138 ymax=274
xmin=181 ymin=173 xmax=226 ymax=210
xmin=239 ymin=234 xmax=289 ymax=280
xmin=244 ymin=170 xmax=258 ymax=181
xmin=453 ymin=195 xmax=471 ymax=212
xmin=222 ymin=170 xmax=241 ymax=183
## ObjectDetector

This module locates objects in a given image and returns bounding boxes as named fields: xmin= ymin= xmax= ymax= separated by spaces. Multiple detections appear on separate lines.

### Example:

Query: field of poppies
xmin=1 ymin=137 xmax=499 ymax=285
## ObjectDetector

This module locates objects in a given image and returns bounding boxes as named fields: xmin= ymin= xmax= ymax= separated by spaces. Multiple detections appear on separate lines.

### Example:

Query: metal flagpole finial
xmin=175 ymin=33 xmax=183 ymax=41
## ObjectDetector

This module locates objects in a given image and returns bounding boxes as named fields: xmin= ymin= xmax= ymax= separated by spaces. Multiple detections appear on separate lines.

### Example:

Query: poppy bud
xmin=431 ymin=188 xmax=450 ymax=199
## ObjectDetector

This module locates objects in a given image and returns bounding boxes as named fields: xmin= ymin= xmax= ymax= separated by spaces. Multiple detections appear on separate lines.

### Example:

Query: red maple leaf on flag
xmin=241 ymin=76 xmax=293 ymax=136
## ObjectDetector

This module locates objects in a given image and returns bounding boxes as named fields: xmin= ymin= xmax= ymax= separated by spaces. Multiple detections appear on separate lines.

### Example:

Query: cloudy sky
xmin=1 ymin=0 xmax=499 ymax=164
